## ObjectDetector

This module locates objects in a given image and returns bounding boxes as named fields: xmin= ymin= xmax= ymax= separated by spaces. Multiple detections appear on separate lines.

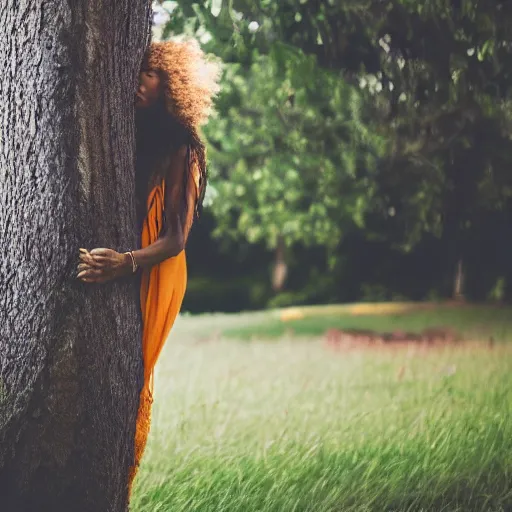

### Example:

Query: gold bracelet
xmin=124 ymin=251 xmax=138 ymax=273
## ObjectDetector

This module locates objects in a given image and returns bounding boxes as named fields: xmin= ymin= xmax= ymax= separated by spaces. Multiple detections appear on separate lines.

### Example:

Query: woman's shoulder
xmin=160 ymin=145 xmax=187 ymax=177
xmin=175 ymin=144 xmax=200 ymax=189
xmin=166 ymin=145 xmax=188 ymax=171
xmin=161 ymin=145 xmax=199 ymax=189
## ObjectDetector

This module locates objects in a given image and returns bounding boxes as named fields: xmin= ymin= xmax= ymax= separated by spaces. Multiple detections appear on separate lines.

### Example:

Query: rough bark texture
xmin=0 ymin=2 xmax=151 ymax=511
xmin=453 ymin=258 xmax=466 ymax=301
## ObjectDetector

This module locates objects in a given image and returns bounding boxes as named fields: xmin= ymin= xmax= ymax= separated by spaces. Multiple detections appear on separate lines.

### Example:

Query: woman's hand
xmin=77 ymin=248 xmax=132 ymax=284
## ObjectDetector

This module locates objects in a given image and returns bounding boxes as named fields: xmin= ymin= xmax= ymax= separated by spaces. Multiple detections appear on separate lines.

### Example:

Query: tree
xmin=154 ymin=1 xmax=512 ymax=305
xmin=166 ymin=0 xmax=512 ymax=300
xmin=0 ymin=2 xmax=150 ymax=511
xmin=229 ymin=0 xmax=512 ymax=298
xmin=159 ymin=2 xmax=385 ymax=292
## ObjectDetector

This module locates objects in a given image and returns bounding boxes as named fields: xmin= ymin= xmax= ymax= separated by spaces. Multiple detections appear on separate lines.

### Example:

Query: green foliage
xmin=155 ymin=0 xmax=512 ymax=305
xmin=207 ymin=53 xmax=385 ymax=250
xmin=159 ymin=1 xmax=386 ymax=251
xmin=232 ymin=0 xmax=512 ymax=251
xmin=185 ymin=275 xmax=271 ymax=313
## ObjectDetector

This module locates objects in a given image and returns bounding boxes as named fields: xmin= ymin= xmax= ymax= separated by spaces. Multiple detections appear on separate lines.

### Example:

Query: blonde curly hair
xmin=145 ymin=38 xmax=221 ymax=130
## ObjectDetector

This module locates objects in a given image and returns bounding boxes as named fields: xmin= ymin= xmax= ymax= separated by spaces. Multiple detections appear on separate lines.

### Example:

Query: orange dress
xmin=128 ymin=174 xmax=193 ymax=491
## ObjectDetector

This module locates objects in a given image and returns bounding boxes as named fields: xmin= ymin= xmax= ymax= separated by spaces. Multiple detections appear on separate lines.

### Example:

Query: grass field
xmin=131 ymin=304 xmax=512 ymax=512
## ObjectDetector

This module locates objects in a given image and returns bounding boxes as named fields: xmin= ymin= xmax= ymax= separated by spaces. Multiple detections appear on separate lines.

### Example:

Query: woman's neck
xmin=134 ymin=101 xmax=190 ymax=226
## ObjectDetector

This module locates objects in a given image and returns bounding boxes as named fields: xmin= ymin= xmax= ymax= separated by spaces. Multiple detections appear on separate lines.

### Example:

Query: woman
xmin=77 ymin=39 xmax=220 ymax=489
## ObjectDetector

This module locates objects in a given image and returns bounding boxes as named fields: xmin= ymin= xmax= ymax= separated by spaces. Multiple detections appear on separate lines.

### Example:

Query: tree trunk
xmin=453 ymin=258 xmax=465 ymax=301
xmin=0 ymin=2 xmax=151 ymax=511
xmin=271 ymin=235 xmax=288 ymax=292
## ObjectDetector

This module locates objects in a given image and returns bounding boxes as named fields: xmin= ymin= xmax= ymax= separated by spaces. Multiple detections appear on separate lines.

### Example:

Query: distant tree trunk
xmin=0 ymin=2 xmax=150 ymax=511
xmin=272 ymin=235 xmax=288 ymax=292
xmin=453 ymin=258 xmax=465 ymax=301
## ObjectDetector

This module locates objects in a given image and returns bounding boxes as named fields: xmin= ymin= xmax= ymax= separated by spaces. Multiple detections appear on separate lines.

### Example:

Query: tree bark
xmin=0 ymin=2 xmax=151 ymax=511
xmin=453 ymin=258 xmax=465 ymax=301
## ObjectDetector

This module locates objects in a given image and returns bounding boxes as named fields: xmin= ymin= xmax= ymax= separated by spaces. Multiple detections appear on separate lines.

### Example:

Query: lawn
xmin=131 ymin=304 xmax=512 ymax=512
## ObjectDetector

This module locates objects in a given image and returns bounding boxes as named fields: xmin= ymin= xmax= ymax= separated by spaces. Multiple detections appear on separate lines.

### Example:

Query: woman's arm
xmin=130 ymin=225 xmax=183 ymax=270
xmin=132 ymin=143 xmax=198 ymax=268
xmin=130 ymin=147 xmax=188 ymax=270
xmin=77 ymin=233 xmax=182 ymax=282
xmin=77 ymin=146 xmax=198 ymax=283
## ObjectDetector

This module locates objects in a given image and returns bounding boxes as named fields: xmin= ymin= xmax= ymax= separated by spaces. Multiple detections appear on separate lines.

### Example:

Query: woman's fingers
xmin=80 ymin=276 xmax=108 ymax=284
xmin=80 ymin=249 xmax=115 ymax=268
xmin=78 ymin=276 xmax=108 ymax=284
xmin=77 ymin=248 xmax=116 ymax=284
xmin=91 ymin=255 xmax=109 ymax=265
xmin=79 ymin=253 xmax=103 ymax=268
xmin=77 ymin=267 xmax=108 ymax=279
xmin=90 ymin=248 xmax=113 ymax=257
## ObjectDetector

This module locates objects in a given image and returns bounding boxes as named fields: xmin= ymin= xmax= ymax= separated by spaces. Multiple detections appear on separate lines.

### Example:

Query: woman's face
xmin=136 ymin=69 xmax=162 ymax=109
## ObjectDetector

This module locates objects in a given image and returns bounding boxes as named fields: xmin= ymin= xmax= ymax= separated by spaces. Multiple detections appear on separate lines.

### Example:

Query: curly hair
xmin=145 ymin=38 xmax=221 ymax=130
xmin=143 ymin=38 xmax=221 ymax=219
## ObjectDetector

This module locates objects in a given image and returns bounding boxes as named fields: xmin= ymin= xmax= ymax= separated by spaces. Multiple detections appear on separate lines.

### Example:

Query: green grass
xmin=223 ymin=304 xmax=512 ymax=342
xmin=131 ymin=306 xmax=512 ymax=511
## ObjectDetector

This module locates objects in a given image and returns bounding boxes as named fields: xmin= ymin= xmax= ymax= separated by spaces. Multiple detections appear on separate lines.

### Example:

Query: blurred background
xmin=132 ymin=4 xmax=512 ymax=510
xmin=152 ymin=0 xmax=512 ymax=314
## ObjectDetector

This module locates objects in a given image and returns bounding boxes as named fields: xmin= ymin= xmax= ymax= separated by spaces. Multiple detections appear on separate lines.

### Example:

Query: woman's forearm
xmin=132 ymin=233 xmax=183 ymax=270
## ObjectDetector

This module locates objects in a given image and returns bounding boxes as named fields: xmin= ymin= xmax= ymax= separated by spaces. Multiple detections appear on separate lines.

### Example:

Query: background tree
xmin=210 ymin=0 xmax=512 ymax=298
xmin=156 ymin=1 xmax=512 ymax=310
xmin=0 ymin=2 xmax=150 ymax=511
xmin=161 ymin=1 xmax=385 ymax=292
